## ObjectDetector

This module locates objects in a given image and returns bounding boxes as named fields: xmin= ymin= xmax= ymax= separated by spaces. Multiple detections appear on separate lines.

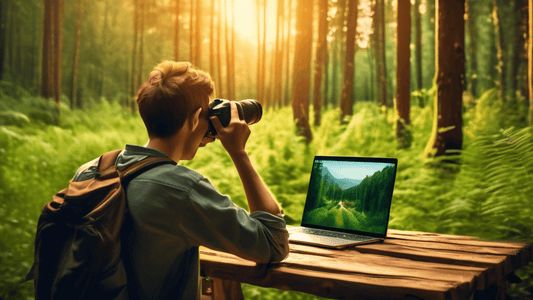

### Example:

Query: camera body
xmin=206 ymin=99 xmax=262 ymax=136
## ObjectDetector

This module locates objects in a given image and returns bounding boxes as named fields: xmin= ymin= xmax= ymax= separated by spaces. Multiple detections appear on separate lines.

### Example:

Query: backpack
xmin=26 ymin=149 xmax=176 ymax=300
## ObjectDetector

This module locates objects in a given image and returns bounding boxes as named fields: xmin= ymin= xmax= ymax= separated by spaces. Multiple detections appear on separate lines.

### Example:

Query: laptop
xmin=288 ymin=155 xmax=398 ymax=249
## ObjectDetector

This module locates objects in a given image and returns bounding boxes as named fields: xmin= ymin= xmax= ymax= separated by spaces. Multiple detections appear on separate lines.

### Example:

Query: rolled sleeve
xmin=180 ymin=177 xmax=290 ymax=264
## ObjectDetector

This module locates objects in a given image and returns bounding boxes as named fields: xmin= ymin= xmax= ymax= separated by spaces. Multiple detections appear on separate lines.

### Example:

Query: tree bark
xmin=195 ymin=0 xmax=202 ymax=68
xmin=273 ymin=0 xmax=285 ymax=109
xmin=174 ymin=0 xmax=180 ymax=61
xmin=53 ymin=0 xmax=63 ymax=104
xmin=291 ymin=0 xmax=313 ymax=143
xmin=137 ymin=0 xmax=145 ymax=90
xmin=424 ymin=0 xmax=465 ymax=158
xmin=262 ymin=0 xmax=267 ymax=106
xmin=229 ymin=0 xmax=235 ymax=100
xmin=71 ymin=0 xmax=83 ymax=109
xmin=414 ymin=0 xmax=422 ymax=91
xmin=217 ymin=0 xmax=223 ymax=97
xmin=283 ymin=0 xmax=293 ymax=107
xmin=527 ymin=0 xmax=533 ymax=126
xmin=131 ymin=0 xmax=139 ymax=112
xmin=0 ymin=0 xmax=5 ymax=81
xmin=466 ymin=0 xmax=478 ymax=97
xmin=374 ymin=0 xmax=387 ymax=107
xmin=340 ymin=0 xmax=358 ymax=122
xmin=511 ymin=0 xmax=527 ymax=97
xmin=42 ymin=0 xmax=54 ymax=99
xmin=396 ymin=0 xmax=411 ymax=149
xmin=331 ymin=0 xmax=346 ymax=108
xmin=190 ymin=0 xmax=195 ymax=64
xmin=210 ymin=0 xmax=215 ymax=77
xmin=313 ymin=0 xmax=328 ymax=125
xmin=492 ymin=0 xmax=506 ymax=101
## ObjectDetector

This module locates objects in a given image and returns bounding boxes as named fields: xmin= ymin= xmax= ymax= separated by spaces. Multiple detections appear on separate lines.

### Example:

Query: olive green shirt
xmin=118 ymin=145 xmax=289 ymax=300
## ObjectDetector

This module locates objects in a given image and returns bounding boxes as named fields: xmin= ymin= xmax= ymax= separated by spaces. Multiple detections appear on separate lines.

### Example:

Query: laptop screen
xmin=301 ymin=156 xmax=398 ymax=237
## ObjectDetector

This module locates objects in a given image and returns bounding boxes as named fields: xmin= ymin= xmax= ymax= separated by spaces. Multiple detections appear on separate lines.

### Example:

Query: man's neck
xmin=145 ymin=135 xmax=183 ymax=162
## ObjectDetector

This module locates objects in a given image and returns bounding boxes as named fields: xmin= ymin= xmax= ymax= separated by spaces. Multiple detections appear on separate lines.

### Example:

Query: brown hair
xmin=136 ymin=61 xmax=214 ymax=138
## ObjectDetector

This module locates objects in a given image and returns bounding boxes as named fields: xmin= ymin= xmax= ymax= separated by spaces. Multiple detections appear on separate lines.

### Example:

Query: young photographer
xmin=119 ymin=60 xmax=289 ymax=299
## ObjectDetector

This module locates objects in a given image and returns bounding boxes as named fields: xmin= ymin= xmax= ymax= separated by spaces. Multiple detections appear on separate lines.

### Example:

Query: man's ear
xmin=190 ymin=107 xmax=202 ymax=131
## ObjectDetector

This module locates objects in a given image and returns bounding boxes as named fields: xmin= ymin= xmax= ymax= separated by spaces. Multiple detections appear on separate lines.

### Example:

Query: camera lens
xmin=237 ymin=99 xmax=262 ymax=125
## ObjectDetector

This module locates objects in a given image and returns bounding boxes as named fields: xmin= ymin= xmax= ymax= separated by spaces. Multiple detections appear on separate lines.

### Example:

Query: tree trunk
xmin=511 ymin=0 xmax=527 ymax=97
xmin=283 ymin=0 xmax=293 ymax=107
xmin=313 ymin=0 xmax=328 ymax=125
xmin=331 ymin=0 xmax=346 ymax=108
xmin=217 ymin=0 xmax=223 ymax=97
xmin=375 ymin=0 xmax=387 ymax=108
xmin=414 ymin=0 xmax=422 ymax=91
xmin=492 ymin=0 xmax=506 ymax=101
xmin=0 ymin=0 xmax=5 ymax=81
xmin=262 ymin=0 xmax=267 ymax=106
xmin=174 ymin=0 xmax=180 ymax=61
xmin=396 ymin=0 xmax=411 ymax=149
xmin=466 ymin=0 xmax=478 ymax=97
xmin=292 ymin=0 xmax=313 ymax=143
xmin=195 ymin=0 xmax=202 ymax=68
xmin=527 ymin=0 xmax=533 ymax=126
xmin=273 ymin=0 xmax=285 ymax=109
xmin=53 ymin=0 xmax=64 ymax=107
xmin=131 ymin=0 xmax=139 ymax=113
xmin=229 ymin=0 xmax=235 ymax=100
xmin=424 ymin=0 xmax=465 ymax=158
xmin=340 ymin=0 xmax=358 ymax=122
xmin=137 ymin=0 xmax=145 ymax=90
xmin=71 ymin=0 xmax=83 ymax=109
xmin=42 ymin=0 xmax=54 ymax=99
xmin=100 ymin=0 xmax=109 ymax=98
xmin=210 ymin=0 xmax=215 ymax=77
xmin=190 ymin=0 xmax=195 ymax=64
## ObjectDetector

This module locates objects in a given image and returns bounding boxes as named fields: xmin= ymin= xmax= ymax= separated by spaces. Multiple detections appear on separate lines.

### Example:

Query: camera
xmin=206 ymin=99 xmax=263 ymax=136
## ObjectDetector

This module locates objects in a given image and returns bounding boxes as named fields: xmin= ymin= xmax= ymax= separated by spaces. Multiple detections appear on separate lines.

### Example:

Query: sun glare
xmin=228 ymin=0 xmax=279 ymax=46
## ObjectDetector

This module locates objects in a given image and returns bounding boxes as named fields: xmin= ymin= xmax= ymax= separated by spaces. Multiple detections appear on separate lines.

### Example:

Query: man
xmin=118 ymin=61 xmax=289 ymax=299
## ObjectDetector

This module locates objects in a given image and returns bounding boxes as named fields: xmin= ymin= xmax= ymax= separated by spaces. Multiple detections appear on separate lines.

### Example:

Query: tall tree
xmin=225 ymin=0 xmax=235 ymax=100
xmin=466 ymin=0 xmax=478 ymax=97
xmin=374 ymin=0 xmax=387 ymax=107
xmin=190 ymin=0 xmax=195 ymax=64
xmin=413 ymin=0 xmax=422 ymax=91
xmin=195 ymin=0 xmax=202 ymax=68
xmin=71 ymin=0 xmax=83 ymax=109
xmin=210 ymin=0 xmax=215 ymax=77
xmin=273 ymin=0 xmax=285 ymax=108
xmin=41 ymin=0 xmax=54 ymax=100
xmin=492 ymin=0 xmax=506 ymax=100
xmin=283 ymin=0 xmax=293 ymax=107
xmin=100 ymin=0 xmax=109 ymax=97
xmin=511 ymin=0 xmax=528 ymax=98
xmin=131 ymin=0 xmax=139 ymax=112
xmin=396 ymin=0 xmax=411 ymax=148
xmin=136 ymin=0 xmax=145 ymax=90
xmin=0 ymin=0 xmax=5 ymax=81
xmin=174 ymin=0 xmax=180 ymax=61
xmin=291 ymin=0 xmax=313 ymax=142
xmin=52 ymin=0 xmax=64 ymax=119
xmin=217 ymin=0 xmax=223 ymax=97
xmin=331 ymin=0 xmax=347 ymax=107
xmin=424 ymin=0 xmax=465 ymax=158
xmin=528 ymin=0 xmax=533 ymax=126
xmin=256 ymin=0 xmax=263 ymax=104
xmin=313 ymin=0 xmax=328 ymax=125
xmin=340 ymin=0 xmax=358 ymax=122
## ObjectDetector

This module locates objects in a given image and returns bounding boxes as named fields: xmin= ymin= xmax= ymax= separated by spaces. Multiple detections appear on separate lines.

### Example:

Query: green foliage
xmin=1 ymin=94 xmax=532 ymax=299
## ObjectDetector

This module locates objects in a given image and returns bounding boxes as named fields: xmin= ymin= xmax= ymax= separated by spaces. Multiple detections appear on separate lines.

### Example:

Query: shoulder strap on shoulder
xmin=97 ymin=149 xmax=123 ymax=172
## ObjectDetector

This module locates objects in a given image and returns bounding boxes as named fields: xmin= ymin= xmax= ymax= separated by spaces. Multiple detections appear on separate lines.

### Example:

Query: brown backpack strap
xmin=97 ymin=150 xmax=123 ymax=172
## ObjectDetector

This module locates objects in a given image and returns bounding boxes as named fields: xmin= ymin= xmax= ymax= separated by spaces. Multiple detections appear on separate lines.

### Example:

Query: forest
xmin=302 ymin=161 xmax=396 ymax=235
xmin=1 ymin=0 xmax=533 ymax=299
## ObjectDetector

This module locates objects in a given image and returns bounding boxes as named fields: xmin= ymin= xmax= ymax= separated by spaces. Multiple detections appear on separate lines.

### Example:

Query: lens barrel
xmin=206 ymin=99 xmax=263 ymax=136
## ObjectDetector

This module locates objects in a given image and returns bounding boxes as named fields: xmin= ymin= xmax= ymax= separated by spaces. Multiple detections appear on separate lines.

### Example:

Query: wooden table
xmin=199 ymin=229 xmax=532 ymax=300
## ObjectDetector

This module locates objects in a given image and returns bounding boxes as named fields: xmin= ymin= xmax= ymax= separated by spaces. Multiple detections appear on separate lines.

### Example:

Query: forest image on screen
xmin=302 ymin=160 xmax=396 ymax=235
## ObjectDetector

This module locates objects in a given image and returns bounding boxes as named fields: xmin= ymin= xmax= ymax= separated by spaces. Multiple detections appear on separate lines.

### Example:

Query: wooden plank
xmin=199 ymin=230 xmax=533 ymax=300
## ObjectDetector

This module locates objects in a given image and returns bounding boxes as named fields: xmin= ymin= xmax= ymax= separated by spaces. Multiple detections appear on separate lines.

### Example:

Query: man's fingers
xmin=230 ymin=102 xmax=240 ymax=122
xmin=210 ymin=116 xmax=223 ymax=131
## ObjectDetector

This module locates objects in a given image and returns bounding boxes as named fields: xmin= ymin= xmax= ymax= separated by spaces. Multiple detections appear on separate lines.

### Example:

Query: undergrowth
xmin=0 ymin=88 xmax=532 ymax=299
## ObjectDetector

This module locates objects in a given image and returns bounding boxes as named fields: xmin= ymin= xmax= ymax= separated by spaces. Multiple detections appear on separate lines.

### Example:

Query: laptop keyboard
xmin=290 ymin=227 xmax=375 ymax=241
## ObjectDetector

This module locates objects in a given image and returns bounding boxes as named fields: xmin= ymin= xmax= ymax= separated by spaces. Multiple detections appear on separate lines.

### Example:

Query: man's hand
xmin=209 ymin=102 xmax=251 ymax=156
